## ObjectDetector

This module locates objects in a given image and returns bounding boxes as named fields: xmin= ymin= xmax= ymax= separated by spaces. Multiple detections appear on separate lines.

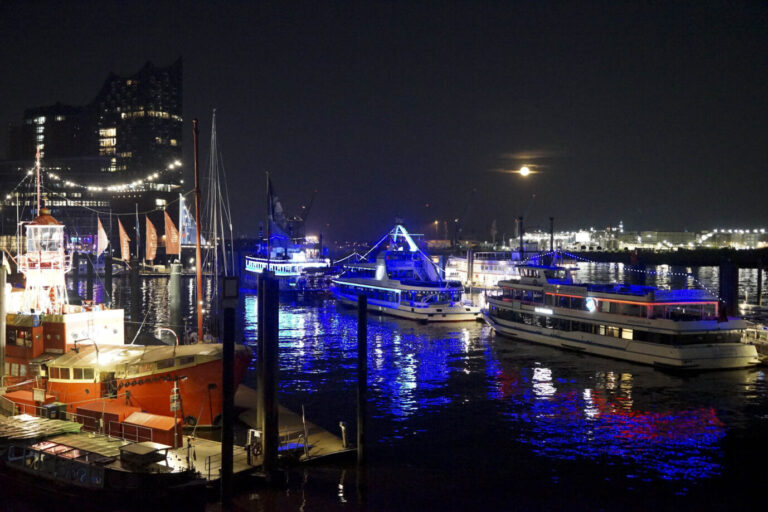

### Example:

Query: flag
xmin=118 ymin=219 xmax=131 ymax=261
xmin=164 ymin=211 xmax=180 ymax=255
xmin=96 ymin=218 xmax=109 ymax=256
xmin=146 ymin=216 xmax=157 ymax=261
xmin=268 ymin=176 xmax=290 ymax=239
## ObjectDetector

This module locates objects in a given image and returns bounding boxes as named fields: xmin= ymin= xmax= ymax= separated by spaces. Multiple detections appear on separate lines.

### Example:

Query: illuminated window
xmin=36 ymin=126 xmax=44 ymax=134
xmin=36 ymin=135 xmax=44 ymax=142
xmin=34 ymin=116 xmax=46 ymax=125
xmin=99 ymin=128 xmax=116 ymax=137
xmin=55 ymin=115 xmax=65 ymax=121
xmin=170 ymin=139 xmax=178 ymax=146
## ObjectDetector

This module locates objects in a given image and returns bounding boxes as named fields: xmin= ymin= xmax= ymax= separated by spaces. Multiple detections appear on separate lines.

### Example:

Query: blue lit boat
xmin=484 ymin=263 xmax=760 ymax=370
xmin=242 ymin=236 xmax=331 ymax=292
xmin=331 ymin=224 xmax=482 ymax=322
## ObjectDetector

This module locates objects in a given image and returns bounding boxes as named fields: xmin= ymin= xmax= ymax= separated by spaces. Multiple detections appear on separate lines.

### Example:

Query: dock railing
xmin=7 ymin=402 xmax=154 ymax=444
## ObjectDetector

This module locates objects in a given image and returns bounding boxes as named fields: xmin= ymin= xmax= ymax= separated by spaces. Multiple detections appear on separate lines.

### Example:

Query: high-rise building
xmin=0 ymin=59 xmax=183 ymax=255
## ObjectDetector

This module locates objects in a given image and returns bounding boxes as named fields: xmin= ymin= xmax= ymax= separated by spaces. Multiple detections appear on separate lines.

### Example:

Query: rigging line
xmin=129 ymin=292 xmax=155 ymax=345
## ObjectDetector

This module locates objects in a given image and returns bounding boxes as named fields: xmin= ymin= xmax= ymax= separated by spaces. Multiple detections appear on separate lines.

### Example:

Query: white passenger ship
xmin=485 ymin=263 xmax=760 ymax=370
xmin=331 ymin=224 xmax=482 ymax=322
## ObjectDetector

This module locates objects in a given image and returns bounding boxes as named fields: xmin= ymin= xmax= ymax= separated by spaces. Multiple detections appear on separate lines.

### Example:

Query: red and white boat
xmin=3 ymin=184 xmax=250 ymax=427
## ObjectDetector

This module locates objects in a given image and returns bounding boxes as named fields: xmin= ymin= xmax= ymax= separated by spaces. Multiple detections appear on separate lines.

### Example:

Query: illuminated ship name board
xmin=534 ymin=307 xmax=554 ymax=315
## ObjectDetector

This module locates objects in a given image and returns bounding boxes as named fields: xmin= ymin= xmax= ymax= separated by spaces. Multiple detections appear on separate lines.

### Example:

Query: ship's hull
xmin=485 ymin=313 xmax=761 ymax=370
xmin=334 ymin=291 xmax=482 ymax=322
xmin=0 ymin=456 xmax=206 ymax=511
xmin=46 ymin=346 xmax=252 ymax=426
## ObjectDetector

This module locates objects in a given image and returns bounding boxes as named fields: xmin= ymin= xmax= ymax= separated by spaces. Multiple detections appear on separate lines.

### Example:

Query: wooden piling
xmin=719 ymin=257 xmax=739 ymax=317
xmin=220 ymin=277 xmax=238 ymax=510
xmin=72 ymin=252 xmax=81 ymax=289
xmin=261 ymin=273 xmax=279 ymax=478
xmin=0 ymin=266 xmax=6 ymax=385
xmin=130 ymin=258 xmax=140 ymax=327
xmin=169 ymin=262 xmax=183 ymax=342
xmin=104 ymin=255 xmax=112 ymax=306
xmin=256 ymin=272 xmax=266 ymax=430
xmin=357 ymin=294 xmax=367 ymax=465
xmin=86 ymin=257 xmax=94 ymax=301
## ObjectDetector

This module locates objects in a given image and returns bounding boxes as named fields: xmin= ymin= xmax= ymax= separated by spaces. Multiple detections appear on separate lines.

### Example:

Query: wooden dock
xmin=235 ymin=385 xmax=355 ymax=462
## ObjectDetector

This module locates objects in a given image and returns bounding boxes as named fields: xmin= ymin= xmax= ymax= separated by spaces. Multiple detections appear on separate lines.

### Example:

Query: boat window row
xmin=335 ymin=283 xmax=399 ymax=303
xmin=401 ymin=290 xmax=461 ymax=305
xmin=500 ymin=287 xmax=718 ymax=321
xmin=48 ymin=367 xmax=95 ymax=380
xmin=489 ymin=306 xmax=740 ymax=345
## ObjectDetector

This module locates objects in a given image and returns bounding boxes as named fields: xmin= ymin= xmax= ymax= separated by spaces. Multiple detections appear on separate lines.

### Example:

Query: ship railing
xmin=0 ymin=395 xmax=18 ymax=416
xmin=203 ymin=446 xmax=250 ymax=480
xmin=6 ymin=402 xmax=155 ymax=444
xmin=106 ymin=420 xmax=153 ymax=443
xmin=743 ymin=327 xmax=768 ymax=343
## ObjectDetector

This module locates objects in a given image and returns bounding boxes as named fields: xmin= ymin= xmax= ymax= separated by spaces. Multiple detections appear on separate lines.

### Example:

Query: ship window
xmin=50 ymin=367 xmax=60 ymax=379
xmin=59 ymin=368 xmax=70 ymax=380
xmin=83 ymin=368 xmax=94 ymax=380
xmin=571 ymin=297 xmax=584 ymax=310
xmin=621 ymin=328 xmax=633 ymax=340
xmin=19 ymin=365 xmax=27 ymax=377
xmin=73 ymin=368 xmax=83 ymax=379
xmin=157 ymin=359 xmax=174 ymax=370
xmin=11 ymin=363 xmax=18 ymax=376
xmin=178 ymin=356 xmax=194 ymax=365
xmin=600 ymin=301 xmax=611 ymax=313
xmin=605 ymin=326 xmax=620 ymax=338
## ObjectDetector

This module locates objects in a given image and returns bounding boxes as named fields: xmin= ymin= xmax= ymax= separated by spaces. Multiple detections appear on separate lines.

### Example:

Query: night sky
xmin=1 ymin=1 xmax=767 ymax=242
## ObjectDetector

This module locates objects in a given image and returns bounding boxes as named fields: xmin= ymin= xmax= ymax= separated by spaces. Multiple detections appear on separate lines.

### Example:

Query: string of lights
xmin=41 ymin=160 xmax=182 ymax=192
xmin=536 ymin=249 xmax=723 ymax=300
xmin=40 ymin=185 xmax=193 ymax=217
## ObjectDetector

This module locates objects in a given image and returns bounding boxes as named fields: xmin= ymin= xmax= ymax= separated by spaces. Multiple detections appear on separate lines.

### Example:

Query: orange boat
xmin=3 ymin=170 xmax=251 ymax=427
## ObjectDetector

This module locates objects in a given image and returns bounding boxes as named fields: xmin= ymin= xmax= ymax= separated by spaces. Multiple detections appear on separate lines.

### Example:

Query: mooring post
xmin=719 ymin=257 xmax=739 ymax=317
xmin=86 ymin=257 xmax=94 ymax=301
xmin=256 ymin=272 xmax=266 ymax=431
xmin=220 ymin=276 xmax=238 ymax=510
xmin=169 ymin=262 xmax=183 ymax=342
xmin=357 ymin=294 xmax=367 ymax=465
xmin=549 ymin=217 xmax=554 ymax=253
xmin=104 ymin=254 xmax=112 ymax=306
xmin=262 ymin=273 xmax=279 ymax=479
xmin=0 ymin=265 xmax=6 ymax=386
xmin=466 ymin=249 xmax=474 ymax=287
xmin=72 ymin=251 xmax=81 ymax=290
xmin=129 ymin=259 xmax=140 ymax=340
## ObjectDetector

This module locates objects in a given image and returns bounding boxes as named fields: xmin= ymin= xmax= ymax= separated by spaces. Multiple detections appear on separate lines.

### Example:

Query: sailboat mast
xmin=35 ymin=145 xmax=41 ymax=213
xmin=193 ymin=118 xmax=204 ymax=341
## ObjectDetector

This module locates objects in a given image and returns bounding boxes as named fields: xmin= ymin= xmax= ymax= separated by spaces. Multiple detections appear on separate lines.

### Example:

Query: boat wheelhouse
xmin=485 ymin=264 xmax=760 ymax=370
xmin=331 ymin=224 xmax=481 ymax=322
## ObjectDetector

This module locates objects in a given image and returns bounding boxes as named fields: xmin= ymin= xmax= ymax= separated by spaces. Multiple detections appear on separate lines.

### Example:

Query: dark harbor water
xmin=5 ymin=263 xmax=768 ymax=511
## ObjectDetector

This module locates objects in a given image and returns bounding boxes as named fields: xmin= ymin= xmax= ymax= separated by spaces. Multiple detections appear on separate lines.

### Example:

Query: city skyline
xmin=1 ymin=1 xmax=766 ymax=241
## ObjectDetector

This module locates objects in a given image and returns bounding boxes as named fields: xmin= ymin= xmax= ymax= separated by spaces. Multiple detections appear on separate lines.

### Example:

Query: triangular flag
xmin=118 ymin=219 xmax=131 ymax=262
xmin=164 ymin=211 xmax=180 ymax=255
xmin=96 ymin=218 xmax=109 ymax=256
xmin=146 ymin=216 xmax=157 ymax=261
